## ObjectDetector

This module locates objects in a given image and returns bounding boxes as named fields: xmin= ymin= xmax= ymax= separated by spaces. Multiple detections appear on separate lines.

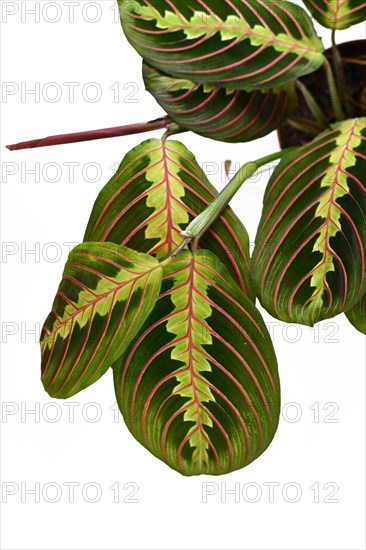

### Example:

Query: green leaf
xmin=114 ymin=250 xmax=280 ymax=476
xmin=345 ymin=293 xmax=366 ymax=334
xmin=143 ymin=62 xmax=297 ymax=143
xmin=252 ymin=118 xmax=366 ymax=326
xmin=302 ymin=0 xmax=366 ymax=29
xmin=84 ymin=138 xmax=255 ymax=300
xmin=119 ymin=0 xmax=324 ymax=90
xmin=41 ymin=243 xmax=163 ymax=398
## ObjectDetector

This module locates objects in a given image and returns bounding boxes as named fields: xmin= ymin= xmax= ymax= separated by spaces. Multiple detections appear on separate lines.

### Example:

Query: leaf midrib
xmin=137 ymin=8 xmax=319 ymax=55
xmin=43 ymin=257 xmax=160 ymax=345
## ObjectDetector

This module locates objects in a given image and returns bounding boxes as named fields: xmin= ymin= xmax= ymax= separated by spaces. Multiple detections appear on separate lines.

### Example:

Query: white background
xmin=1 ymin=2 xmax=365 ymax=549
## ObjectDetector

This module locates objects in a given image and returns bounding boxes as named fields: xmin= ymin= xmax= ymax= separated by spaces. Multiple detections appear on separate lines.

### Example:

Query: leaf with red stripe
xmin=119 ymin=0 xmax=324 ymax=90
xmin=143 ymin=62 xmax=297 ymax=143
xmin=84 ymin=138 xmax=254 ymax=300
xmin=41 ymin=243 xmax=163 ymax=398
xmin=345 ymin=294 xmax=366 ymax=334
xmin=252 ymin=117 xmax=366 ymax=326
xmin=114 ymin=249 xmax=280 ymax=476
xmin=302 ymin=0 xmax=366 ymax=29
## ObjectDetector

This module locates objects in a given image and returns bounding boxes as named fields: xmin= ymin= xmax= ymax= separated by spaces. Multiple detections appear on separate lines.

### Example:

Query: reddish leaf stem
xmin=6 ymin=115 xmax=172 ymax=151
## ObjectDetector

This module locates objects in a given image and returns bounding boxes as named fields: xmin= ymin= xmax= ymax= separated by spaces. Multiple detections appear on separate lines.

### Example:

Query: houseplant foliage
xmin=345 ymin=294 xmax=366 ymax=334
xmin=252 ymin=118 xmax=366 ymax=326
xmin=7 ymin=0 xmax=365 ymax=475
xmin=302 ymin=0 xmax=366 ymax=29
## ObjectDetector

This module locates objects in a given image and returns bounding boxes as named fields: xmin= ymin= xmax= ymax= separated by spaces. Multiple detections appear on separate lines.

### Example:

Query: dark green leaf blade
xmin=114 ymin=250 xmax=280 ymax=476
xmin=84 ymin=138 xmax=255 ymax=300
xmin=302 ymin=0 xmax=366 ymax=29
xmin=252 ymin=118 xmax=366 ymax=326
xmin=143 ymin=62 xmax=297 ymax=143
xmin=41 ymin=243 xmax=163 ymax=398
xmin=119 ymin=0 xmax=324 ymax=90
xmin=345 ymin=294 xmax=366 ymax=333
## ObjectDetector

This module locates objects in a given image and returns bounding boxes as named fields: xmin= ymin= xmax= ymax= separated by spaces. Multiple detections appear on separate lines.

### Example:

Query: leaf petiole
xmin=6 ymin=116 xmax=172 ymax=151
xmin=287 ymin=116 xmax=324 ymax=135
xmin=323 ymin=57 xmax=345 ymax=121
xmin=331 ymin=29 xmax=351 ymax=117
xmin=181 ymin=148 xmax=296 ymax=242
xmin=295 ymin=81 xmax=328 ymax=128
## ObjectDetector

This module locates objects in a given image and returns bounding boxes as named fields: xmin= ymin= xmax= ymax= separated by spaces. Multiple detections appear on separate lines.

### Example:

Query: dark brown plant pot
xmin=277 ymin=40 xmax=366 ymax=149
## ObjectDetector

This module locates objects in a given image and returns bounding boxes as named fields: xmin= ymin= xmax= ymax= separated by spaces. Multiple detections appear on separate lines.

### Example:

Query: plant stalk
xmin=287 ymin=116 xmax=323 ymax=136
xmin=331 ymin=29 xmax=351 ymax=116
xmin=182 ymin=148 xmax=295 ymax=241
xmin=323 ymin=58 xmax=345 ymax=121
xmin=162 ymin=123 xmax=187 ymax=141
xmin=295 ymin=81 xmax=328 ymax=128
xmin=341 ymin=56 xmax=366 ymax=66
xmin=6 ymin=116 xmax=172 ymax=151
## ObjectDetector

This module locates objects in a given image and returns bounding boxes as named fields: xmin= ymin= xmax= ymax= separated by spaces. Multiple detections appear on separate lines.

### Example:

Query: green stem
xmin=287 ymin=116 xmax=323 ymax=136
xmin=323 ymin=58 xmax=345 ymax=121
xmin=182 ymin=148 xmax=295 ymax=241
xmin=162 ymin=123 xmax=187 ymax=141
xmin=295 ymin=81 xmax=328 ymax=128
xmin=171 ymin=237 xmax=192 ymax=259
xmin=331 ymin=29 xmax=351 ymax=117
